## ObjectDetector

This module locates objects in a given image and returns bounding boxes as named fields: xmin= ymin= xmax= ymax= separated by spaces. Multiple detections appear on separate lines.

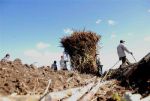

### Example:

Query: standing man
xmin=60 ymin=56 xmax=68 ymax=70
xmin=96 ymin=54 xmax=103 ymax=76
xmin=63 ymin=49 xmax=71 ymax=70
xmin=117 ymin=40 xmax=132 ymax=67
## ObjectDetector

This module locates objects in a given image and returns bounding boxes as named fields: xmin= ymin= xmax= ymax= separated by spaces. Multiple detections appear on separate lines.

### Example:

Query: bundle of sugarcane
xmin=60 ymin=30 xmax=101 ymax=74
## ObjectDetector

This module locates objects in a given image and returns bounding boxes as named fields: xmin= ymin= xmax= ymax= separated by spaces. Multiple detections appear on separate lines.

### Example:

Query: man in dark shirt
xmin=51 ymin=61 xmax=57 ymax=71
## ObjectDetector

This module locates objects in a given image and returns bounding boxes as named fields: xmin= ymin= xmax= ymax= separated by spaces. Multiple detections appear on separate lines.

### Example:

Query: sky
xmin=0 ymin=0 xmax=150 ymax=70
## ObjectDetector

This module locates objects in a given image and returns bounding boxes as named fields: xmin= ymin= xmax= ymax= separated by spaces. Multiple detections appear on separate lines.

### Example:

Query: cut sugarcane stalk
xmin=80 ymin=80 xmax=112 ymax=101
xmin=63 ymin=82 xmax=95 ymax=101
xmin=45 ymin=87 xmax=81 ymax=100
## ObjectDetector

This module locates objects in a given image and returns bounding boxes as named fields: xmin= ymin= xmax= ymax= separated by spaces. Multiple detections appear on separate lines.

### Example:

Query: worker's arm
xmin=122 ymin=45 xmax=132 ymax=54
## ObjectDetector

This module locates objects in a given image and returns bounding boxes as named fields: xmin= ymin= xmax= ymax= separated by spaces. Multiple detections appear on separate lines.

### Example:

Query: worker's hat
xmin=6 ymin=54 xmax=10 ymax=57
xmin=120 ymin=40 xmax=125 ymax=43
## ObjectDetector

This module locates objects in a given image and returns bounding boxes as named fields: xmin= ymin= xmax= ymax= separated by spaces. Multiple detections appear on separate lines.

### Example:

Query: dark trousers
xmin=97 ymin=65 xmax=103 ymax=76
xmin=119 ymin=56 xmax=131 ymax=66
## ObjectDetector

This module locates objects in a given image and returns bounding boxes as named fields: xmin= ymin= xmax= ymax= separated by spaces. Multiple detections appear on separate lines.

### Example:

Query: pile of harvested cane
xmin=61 ymin=30 xmax=101 ymax=74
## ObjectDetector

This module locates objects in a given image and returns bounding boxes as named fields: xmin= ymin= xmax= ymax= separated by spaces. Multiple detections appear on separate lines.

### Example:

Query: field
xmin=0 ymin=59 xmax=130 ymax=101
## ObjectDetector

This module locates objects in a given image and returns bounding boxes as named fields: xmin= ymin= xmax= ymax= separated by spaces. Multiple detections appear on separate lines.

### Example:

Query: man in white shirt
xmin=117 ymin=40 xmax=132 ymax=67
xmin=60 ymin=56 xmax=68 ymax=70
xmin=63 ymin=49 xmax=72 ymax=70
xmin=96 ymin=54 xmax=103 ymax=76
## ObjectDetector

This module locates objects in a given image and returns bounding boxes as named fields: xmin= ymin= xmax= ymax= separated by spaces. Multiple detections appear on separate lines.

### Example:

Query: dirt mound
xmin=108 ymin=53 xmax=150 ymax=97
xmin=0 ymin=59 xmax=130 ymax=100
xmin=0 ymin=60 xmax=95 ymax=95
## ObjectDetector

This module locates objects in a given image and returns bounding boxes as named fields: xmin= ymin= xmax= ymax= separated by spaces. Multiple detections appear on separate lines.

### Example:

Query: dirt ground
xmin=0 ymin=59 xmax=131 ymax=100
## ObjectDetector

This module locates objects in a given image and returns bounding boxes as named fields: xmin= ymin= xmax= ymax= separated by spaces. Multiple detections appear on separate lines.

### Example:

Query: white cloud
xmin=64 ymin=28 xmax=73 ymax=34
xmin=108 ymin=20 xmax=116 ymax=26
xmin=24 ymin=49 xmax=42 ymax=58
xmin=24 ymin=49 xmax=62 ymax=67
xmin=144 ymin=36 xmax=150 ymax=42
xmin=23 ymin=42 xmax=62 ymax=67
xmin=36 ymin=42 xmax=50 ymax=49
xmin=127 ymin=32 xmax=134 ymax=36
xmin=96 ymin=19 xmax=102 ymax=24
xmin=111 ymin=33 xmax=117 ymax=38
xmin=148 ymin=9 xmax=150 ymax=13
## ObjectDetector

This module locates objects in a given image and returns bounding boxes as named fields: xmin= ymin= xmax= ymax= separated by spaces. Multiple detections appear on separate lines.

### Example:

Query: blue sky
xmin=0 ymin=0 xmax=150 ymax=70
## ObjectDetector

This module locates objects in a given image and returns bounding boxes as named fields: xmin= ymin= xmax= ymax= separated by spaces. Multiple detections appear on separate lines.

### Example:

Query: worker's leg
xmin=125 ymin=58 xmax=131 ymax=65
xmin=124 ymin=56 xmax=131 ymax=65
xmin=98 ymin=65 xmax=103 ymax=76
xmin=119 ymin=57 xmax=122 ymax=68
xmin=122 ymin=57 xmax=126 ymax=66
